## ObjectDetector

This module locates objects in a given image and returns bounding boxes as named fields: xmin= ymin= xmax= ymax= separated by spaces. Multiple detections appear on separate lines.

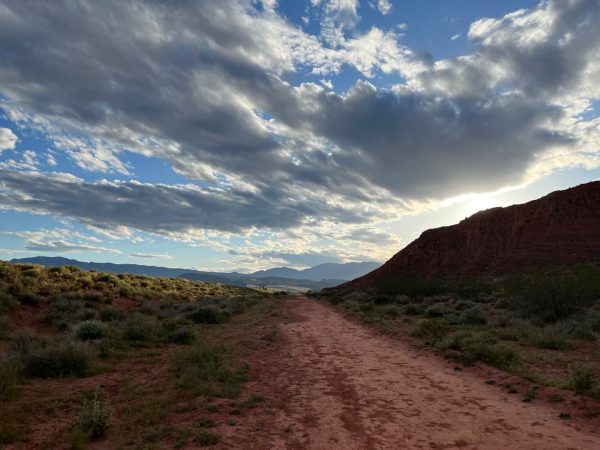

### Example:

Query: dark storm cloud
xmin=0 ymin=171 xmax=370 ymax=234
xmin=0 ymin=0 xmax=598 ymax=234
xmin=297 ymin=82 xmax=573 ymax=197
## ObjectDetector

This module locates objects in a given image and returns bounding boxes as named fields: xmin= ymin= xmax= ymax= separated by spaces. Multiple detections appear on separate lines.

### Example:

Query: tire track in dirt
xmin=260 ymin=297 xmax=600 ymax=449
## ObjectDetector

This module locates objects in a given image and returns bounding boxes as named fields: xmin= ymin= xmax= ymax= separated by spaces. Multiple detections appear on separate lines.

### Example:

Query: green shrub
xmin=404 ymin=303 xmax=425 ymax=316
xmin=121 ymin=315 xmax=159 ymax=343
xmin=375 ymin=276 xmax=445 ymax=298
xmin=82 ymin=293 xmax=104 ymax=303
xmin=172 ymin=344 xmax=249 ymax=398
xmin=70 ymin=427 xmax=88 ymax=449
xmin=454 ymin=300 xmax=475 ymax=311
xmin=79 ymin=390 xmax=111 ymax=438
xmin=23 ymin=343 xmax=91 ymax=378
xmin=166 ymin=327 xmax=197 ymax=345
xmin=197 ymin=417 xmax=215 ymax=428
xmin=462 ymin=341 xmax=519 ymax=370
xmin=569 ymin=365 xmax=597 ymax=394
xmin=460 ymin=308 xmax=487 ymax=325
xmin=0 ymin=315 xmax=10 ymax=339
xmin=0 ymin=292 xmax=16 ymax=312
xmin=514 ymin=321 xmax=572 ymax=350
xmin=74 ymin=320 xmax=109 ymax=341
xmin=359 ymin=302 xmax=374 ymax=313
xmin=187 ymin=306 xmax=226 ymax=324
xmin=440 ymin=332 xmax=519 ymax=370
xmin=195 ymin=430 xmax=220 ymax=446
xmin=17 ymin=291 xmax=39 ymax=306
xmin=425 ymin=305 xmax=448 ymax=318
xmin=383 ymin=305 xmax=400 ymax=317
xmin=532 ymin=324 xmax=571 ymax=350
xmin=0 ymin=351 xmax=22 ymax=400
xmin=411 ymin=319 xmax=450 ymax=342
xmin=505 ymin=264 xmax=600 ymax=323
xmin=99 ymin=307 xmax=124 ymax=322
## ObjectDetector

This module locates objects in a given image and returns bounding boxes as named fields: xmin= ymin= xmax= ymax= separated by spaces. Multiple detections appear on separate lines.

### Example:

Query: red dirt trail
xmin=253 ymin=297 xmax=600 ymax=450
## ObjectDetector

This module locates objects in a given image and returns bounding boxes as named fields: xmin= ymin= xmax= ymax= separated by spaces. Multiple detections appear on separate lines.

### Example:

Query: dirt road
xmin=249 ymin=297 xmax=600 ymax=450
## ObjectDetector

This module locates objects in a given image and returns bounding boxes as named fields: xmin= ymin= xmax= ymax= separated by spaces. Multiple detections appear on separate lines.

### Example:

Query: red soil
xmin=7 ymin=302 xmax=57 ymax=336
xmin=241 ymin=298 xmax=600 ymax=449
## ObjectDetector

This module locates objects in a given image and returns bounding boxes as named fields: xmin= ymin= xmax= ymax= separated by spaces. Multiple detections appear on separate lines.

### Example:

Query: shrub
xmin=0 ymin=292 xmax=16 ymax=311
xmin=82 ymin=293 xmax=104 ymax=303
xmin=505 ymin=264 xmax=600 ymax=323
xmin=23 ymin=343 xmax=91 ymax=378
xmin=460 ymin=308 xmax=487 ymax=325
xmin=195 ymin=430 xmax=220 ymax=446
xmin=514 ymin=321 xmax=572 ymax=350
xmin=74 ymin=320 xmax=109 ymax=341
xmin=121 ymin=315 xmax=159 ymax=343
xmin=440 ymin=332 xmax=519 ymax=370
xmin=79 ymin=390 xmax=111 ymax=438
xmin=376 ymin=276 xmax=445 ymax=298
xmin=425 ymin=305 xmax=448 ymax=318
xmin=359 ymin=302 xmax=374 ymax=313
xmin=172 ymin=344 xmax=249 ymax=397
xmin=411 ymin=319 xmax=450 ymax=342
xmin=99 ymin=307 xmax=124 ymax=322
xmin=166 ymin=327 xmax=197 ymax=345
xmin=0 ymin=351 xmax=22 ymax=400
xmin=383 ymin=305 xmax=400 ymax=317
xmin=404 ymin=303 xmax=425 ymax=316
xmin=0 ymin=315 xmax=10 ymax=339
xmin=187 ymin=306 xmax=226 ymax=324
xmin=17 ymin=291 xmax=39 ymax=306
xmin=197 ymin=417 xmax=215 ymax=428
xmin=461 ymin=340 xmax=518 ymax=370
xmin=569 ymin=365 xmax=597 ymax=394
xmin=532 ymin=324 xmax=571 ymax=350
xmin=454 ymin=300 xmax=475 ymax=311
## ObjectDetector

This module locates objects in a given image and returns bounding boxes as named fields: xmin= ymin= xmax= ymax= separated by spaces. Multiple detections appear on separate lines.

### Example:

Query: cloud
xmin=24 ymin=240 xmax=121 ymax=254
xmin=0 ymin=127 xmax=17 ymax=153
xmin=374 ymin=0 xmax=392 ymax=15
xmin=451 ymin=33 xmax=461 ymax=41
xmin=130 ymin=252 xmax=172 ymax=260
xmin=0 ymin=0 xmax=598 ymax=244
xmin=0 ymin=170 xmax=376 ymax=235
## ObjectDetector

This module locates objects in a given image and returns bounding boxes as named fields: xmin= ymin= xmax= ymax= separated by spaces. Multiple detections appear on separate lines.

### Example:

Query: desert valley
xmin=2 ymin=182 xmax=600 ymax=448
xmin=1 ymin=0 xmax=600 ymax=449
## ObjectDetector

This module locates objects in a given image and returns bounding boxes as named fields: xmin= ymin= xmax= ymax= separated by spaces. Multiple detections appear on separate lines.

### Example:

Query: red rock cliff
xmin=341 ymin=181 xmax=600 ymax=290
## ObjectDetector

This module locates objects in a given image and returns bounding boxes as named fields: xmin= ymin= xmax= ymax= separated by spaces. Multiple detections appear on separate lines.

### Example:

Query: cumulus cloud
xmin=130 ymin=252 xmax=172 ymax=260
xmin=0 ymin=228 xmax=121 ymax=255
xmin=0 ymin=170 xmax=377 ymax=235
xmin=0 ymin=127 xmax=17 ymax=153
xmin=24 ymin=240 xmax=121 ymax=254
xmin=0 ymin=0 xmax=599 ymax=247
xmin=374 ymin=0 xmax=392 ymax=15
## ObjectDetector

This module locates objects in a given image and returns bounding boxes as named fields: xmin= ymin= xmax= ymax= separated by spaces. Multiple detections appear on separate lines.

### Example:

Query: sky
xmin=0 ymin=0 xmax=599 ymax=272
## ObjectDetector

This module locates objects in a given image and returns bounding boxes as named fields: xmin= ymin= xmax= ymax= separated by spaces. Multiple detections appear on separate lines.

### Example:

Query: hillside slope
xmin=11 ymin=257 xmax=379 ymax=284
xmin=341 ymin=181 xmax=600 ymax=290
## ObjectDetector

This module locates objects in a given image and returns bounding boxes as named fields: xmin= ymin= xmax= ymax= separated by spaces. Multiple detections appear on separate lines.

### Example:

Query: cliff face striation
xmin=341 ymin=181 xmax=600 ymax=290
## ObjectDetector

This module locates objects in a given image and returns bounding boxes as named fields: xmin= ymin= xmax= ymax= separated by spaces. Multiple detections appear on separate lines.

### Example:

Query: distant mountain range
xmin=251 ymin=262 xmax=381 ymax=281
xmin=9 ymin=256 xmax=381 ymax=291
xmin=340 ymin=181 xmax=600 ymax=291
